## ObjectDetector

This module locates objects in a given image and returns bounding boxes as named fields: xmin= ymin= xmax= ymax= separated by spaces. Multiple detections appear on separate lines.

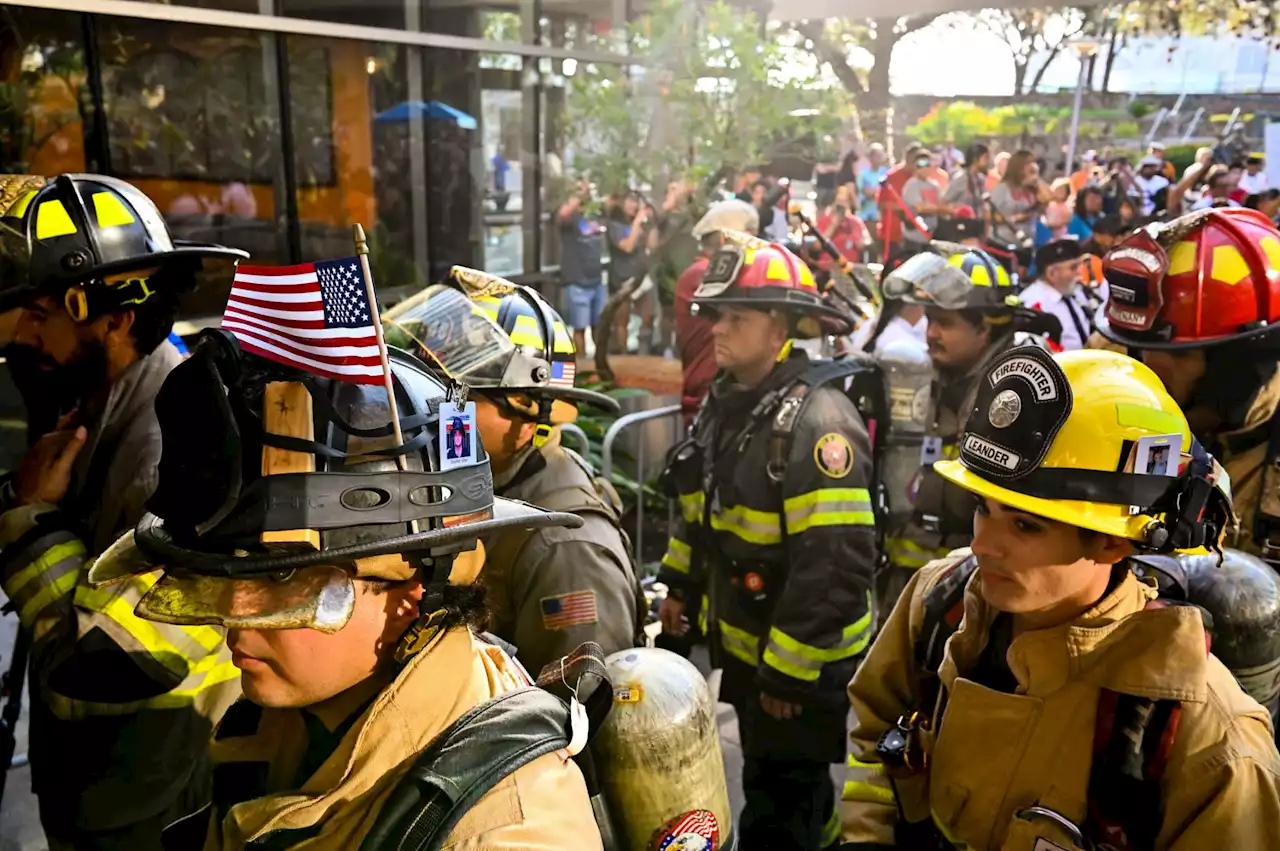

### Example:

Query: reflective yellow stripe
xmin=551 ymin=320 xmax=574 ymax=354
xmin=763 ymin=644 xmax=820 ymax=681
xmin=74 ymin=574 xmax=224 ymax=678
xmin=91 ymin=190 xmax=136 ymax=228
xmin=784 ymin=487 xmax=875 ymax=532
xmin=36 ymin=199 xmax=76 ymax=238
xmin=698 ymin=595 xmax=709 ymax=635
xmin=679 ymin=492 xmax=705 ymax=523
xmin=718 ymin=619 xmax=760 ymax=666
xmin=847 ymin=753 xmax=885 ymax=771
xmin=9 ymin=189 xmax=37 ymax=219
xmin=46 ymin=652 xmax=239 ymax=720
xmin=842 ymin=779 xmax=896 ymax=806
xmin=661 ymin=538 xmax=692 ymax=574
xmin=509 ymin=313 xmax=545 ymax=348
xmin=820 ymin=805 xmax=842 ymax=847
xmin=710 ymin=504 xmax=782 ymax=546
xmin=766 ymin=600 xmax=873 ymax=666
xmin=1115 ymin=402 xmax=1184 ymax=437
xmin=885 ymin=537 xmax=951 ymax=569
xmin=5 ymin=539 xmax=85 ymax=599
xmin=19 ymin=568 xmax=78 ymax=628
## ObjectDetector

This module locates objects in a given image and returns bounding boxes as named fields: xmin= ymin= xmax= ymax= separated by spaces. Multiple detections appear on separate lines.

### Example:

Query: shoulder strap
xmin=1253 ymin=404 xmax=1280 ymax=556
xmin=358 ymin=688 xmax=573 ymax=851
xmin=911 ymin=555 xmax=977 ymax=721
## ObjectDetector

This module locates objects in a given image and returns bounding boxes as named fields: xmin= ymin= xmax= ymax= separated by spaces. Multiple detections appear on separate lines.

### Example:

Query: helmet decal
xmin=960 ymin=346 xmax=1072 ymax=480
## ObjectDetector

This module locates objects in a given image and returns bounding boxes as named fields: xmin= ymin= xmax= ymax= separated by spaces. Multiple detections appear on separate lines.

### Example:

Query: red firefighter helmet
xmin=691 ymin=230 xmax=853 ymax=337
xmin=1096 ymin=207 xmax=1280 ymax=350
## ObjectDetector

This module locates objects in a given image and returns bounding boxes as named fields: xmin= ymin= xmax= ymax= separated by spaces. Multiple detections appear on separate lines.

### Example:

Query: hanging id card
xmin=920 ymin=436 xmax=944 ymax=467
xmin=439 ymin=401 xmax=479 ymax=471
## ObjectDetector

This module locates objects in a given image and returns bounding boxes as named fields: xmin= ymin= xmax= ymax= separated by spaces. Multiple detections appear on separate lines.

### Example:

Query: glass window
xmin=280 ymin=0 xmax=405 ymax=30
xmin=0 ymin=7 xmax=87 ymax=176
xmin=96 ymin=15 xmax=288 ymax=319
xmin=480 ymin=52 xmax=526 ymax=277
xmin=286 ymin=36 xmax=426 ymax=301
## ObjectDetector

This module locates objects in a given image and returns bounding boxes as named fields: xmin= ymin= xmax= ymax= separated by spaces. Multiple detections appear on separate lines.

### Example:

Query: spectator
xmin=1246 ymin=188 xmax=1280 ymax=223
xmin=675 ymin=200 xmax=759 ymax=421
xmin=1149 ymin=141 xmax=1177 ymax=182
xmin=986 ymin=151 xmax=1011 ymax=193
xmin=1088 ymin=215 xmax=1127 ymax=253
xmin=490 ymin=150 xmax=511 ymax=211
xmin=1036 ymin=200 xmax=1091 ymax=248
xmin=902 ymin=148 xmax=951 ymax=245
xmin=1132 ymin=156 xmax=1171 ymax=218
xmin=1192 ymin=165 xmax=1243 ymax=210
xmin=857 ymin=143 xmax=888 ymax=227
xmin=1050 ymin=177 xmax=1073 ymax=205
xmin=880 ymin=143 xmax=925 ymax=254
xmin=1116 ymin=198 xmax=1139 ymax=230
xmin=649 ymin=179 xmax=698 ymax=356
xmin=1073 ymin=186 xmax=1105 ymax=230
xmin=924 ymin=152 xmax=951 ymax=190
xmin=815 ymin=184 xmax=871 ymax=266
xmin=604 ymin=191 xmax=652 ymax=354
xmin=1226 ymin=161 xmax=1250 ymax=205
xmin=1100 ymin=156 xmax=1141 ymax=216
xmin=1175 ymin=147 xmax=1216 ymax=212
xmin=940 ymin=139 xmax=964 ymax=172
xmin=1239 ymin=153 xmax=1270 ymax=196
xmin=557 ymin=181 xmax=606 ymax=356
xmin=942 ymin=143 xmax=990 ymax=213
xmin=761 ymin=177 xmax=793 ymax=243
xmin=835 ymin=149 xmax=861 ymax=189
xmin=1020 ymin=238 xmax=1094 ymax=351
xmin=1070 ymin=150 xmax=1098 ymax=193
xmin=1182 ymin=147 xmax=1215 ymax=181
xmin=990 ymin=149 xmax=1050 ymax=245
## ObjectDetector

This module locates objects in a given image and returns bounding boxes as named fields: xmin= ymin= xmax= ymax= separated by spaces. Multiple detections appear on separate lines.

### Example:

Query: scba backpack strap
xmin=360 ymin=642 xmax=613 ymax=851
xmin=913 ymin=573 xmax=1197 ymax=851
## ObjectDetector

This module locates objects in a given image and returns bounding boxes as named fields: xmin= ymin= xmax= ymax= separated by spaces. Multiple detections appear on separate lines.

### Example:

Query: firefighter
xmin=1094 ymin=207 xmax=1280 ymax=558
xmin=0 ymin=175 xmax=246 ymax=849
xmin=383 ymin=267 xmax=642 ymax=676
xmin=875 ymin=247 xmax=1022 ymax=621
xmin=656 ymin=232 xmax=874 ymax=850
xmin=86 ymin=330 xmax=603 ymax=849
xmin=841 ymin=347 xmax=1280 ymax=851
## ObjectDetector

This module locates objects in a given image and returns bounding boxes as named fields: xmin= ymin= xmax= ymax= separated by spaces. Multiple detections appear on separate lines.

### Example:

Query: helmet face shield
xmin=137 ymin=564 xmax=357 ymax=633
xmin=882 ymin=253 xmax=974 ymax=309
xmin=384 ymin=284 xmax=518 ymax=385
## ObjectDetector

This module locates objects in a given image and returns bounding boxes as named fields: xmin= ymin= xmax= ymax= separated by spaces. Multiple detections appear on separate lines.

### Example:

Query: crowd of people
xmin=5 ymin=150 xmax=1280 ymax=851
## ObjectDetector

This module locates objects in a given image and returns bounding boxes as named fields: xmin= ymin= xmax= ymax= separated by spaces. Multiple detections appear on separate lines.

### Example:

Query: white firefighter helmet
xmin=593 ymin=647 xmax=735 ymax=851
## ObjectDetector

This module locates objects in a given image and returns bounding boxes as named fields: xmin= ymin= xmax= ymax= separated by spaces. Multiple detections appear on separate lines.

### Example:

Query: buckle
xmin=876 ymin=711 xmax=928 ymax=775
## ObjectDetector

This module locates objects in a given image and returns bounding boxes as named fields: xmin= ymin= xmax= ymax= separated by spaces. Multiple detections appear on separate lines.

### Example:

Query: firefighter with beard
xmin=656 ymin=232 xmax=875 ymax=851
xmin=383 ymin=267 xmax=643 ymax=676
xmin=0 ymin=175 xmax=247 ymax=849
xmin=83 ymin=331 xmax=603 ymax=849
xmin=1095 ymin=208 xmax=1280 ymax=558
xmin=875 ymin=247 xmax=1022 ymax=619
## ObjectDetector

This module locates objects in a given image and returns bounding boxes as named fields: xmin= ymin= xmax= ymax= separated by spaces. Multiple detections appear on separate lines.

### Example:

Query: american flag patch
xmin=540 ymin=590 xmax=597 ymax=629
xmin=549 ymin=359 xmax=576 ymax=388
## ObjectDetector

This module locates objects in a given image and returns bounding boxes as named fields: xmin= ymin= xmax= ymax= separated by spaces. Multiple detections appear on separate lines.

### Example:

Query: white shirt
xmin=869 ymin=314 xmax=928 ymax=357
xmin=1019 ymin=280 xmax=1096 ymax=351
xmin=1239 ymin=170 xmax=1271 ymax=196
xmin=1132 ymin=173 xmax=1170 ymax=217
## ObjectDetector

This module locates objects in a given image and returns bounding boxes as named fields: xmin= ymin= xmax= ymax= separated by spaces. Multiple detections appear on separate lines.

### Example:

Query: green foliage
xmin=905 ymin=101 xmax=991 ymax=146
xmin=564 ymin=0 xmax=843 ymax=193
xmin=1128 ymin=101 xmax=1156 ymax=120
xmin=1162 ymin=143 xmax=1201 ymax=175
xmin=1113 ymin=121 xmax=1141 ymax=138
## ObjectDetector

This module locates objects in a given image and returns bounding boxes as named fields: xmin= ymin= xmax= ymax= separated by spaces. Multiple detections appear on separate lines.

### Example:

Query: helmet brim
xmin=497 ymin=384 xmax=622 ymax=415
xmin=91 ymin=497 xmax=583 ymax=583
xmin=1092 ymin=305 xmax=1280 ymax=351
xmin=692 ymin=295 xmax=855 ymax=336
xmin=934 ymin=458 xmax=1147 ymax=542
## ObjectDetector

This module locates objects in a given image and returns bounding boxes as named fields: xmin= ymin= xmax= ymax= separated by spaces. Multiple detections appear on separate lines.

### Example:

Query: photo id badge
xmin=920 ymin=436 xmax=944 ymax=467
xmin=1133 ymin=433 xmax=1181 ymax=478
xmin=439 ymin=401 xmax=479 ymax=471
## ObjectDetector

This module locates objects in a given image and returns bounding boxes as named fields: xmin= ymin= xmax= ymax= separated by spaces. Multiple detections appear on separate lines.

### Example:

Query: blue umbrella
xmin=374 ymin=100 xmax=478 ymax=130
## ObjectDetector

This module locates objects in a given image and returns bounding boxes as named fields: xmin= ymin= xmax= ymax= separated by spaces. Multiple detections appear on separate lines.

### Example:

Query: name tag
xmin=920 ymin=436 xmax=944 ymax=466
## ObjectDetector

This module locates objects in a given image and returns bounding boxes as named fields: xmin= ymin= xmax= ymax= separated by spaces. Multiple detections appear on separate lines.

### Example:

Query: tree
xmin=564 ymin=0 xmax=844 ymax=193
xmin=974 ymin=7 xmax=1093 ymax=96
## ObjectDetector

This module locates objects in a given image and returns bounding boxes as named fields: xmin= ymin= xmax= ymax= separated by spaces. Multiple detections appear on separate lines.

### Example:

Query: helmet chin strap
xmin=394 ymin=554 xmax=453 ymax=664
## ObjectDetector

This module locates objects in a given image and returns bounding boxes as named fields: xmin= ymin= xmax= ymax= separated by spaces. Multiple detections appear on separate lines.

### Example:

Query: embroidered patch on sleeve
xmin=814 ymin=432 xmax=854 ymax=479
xmin=540 ymin=590 xmax=599 ymax=630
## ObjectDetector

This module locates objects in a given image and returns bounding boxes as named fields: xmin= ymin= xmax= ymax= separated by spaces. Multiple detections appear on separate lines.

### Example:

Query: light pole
xmin=1065 ymin=40 xmax=1100 ymax=180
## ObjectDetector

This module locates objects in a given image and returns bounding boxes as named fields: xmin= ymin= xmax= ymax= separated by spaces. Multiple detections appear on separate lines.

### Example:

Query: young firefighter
xmin=657 ymin=232 xmax=875 ymax=850
xmin=840 ymin=347 xmax=1280 ymax=851
xmin=1094 ymin=207 xmax=1280 ymax=559
xmin=86 ymin=331 xmax=603 ymax=849
xmin=383 ymin=267 xmax=642 ymax=676
xmin=0 ymin=174 xmax=247 ymax=848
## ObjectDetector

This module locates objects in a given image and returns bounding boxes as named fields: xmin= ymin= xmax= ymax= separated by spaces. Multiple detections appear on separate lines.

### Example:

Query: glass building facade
xmin=0 ymin=0 xmax=633 ymax=318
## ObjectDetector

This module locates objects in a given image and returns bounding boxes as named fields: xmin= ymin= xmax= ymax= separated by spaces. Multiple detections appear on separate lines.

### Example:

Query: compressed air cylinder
xmin=594 ymin=647 xmax=733 ymax=851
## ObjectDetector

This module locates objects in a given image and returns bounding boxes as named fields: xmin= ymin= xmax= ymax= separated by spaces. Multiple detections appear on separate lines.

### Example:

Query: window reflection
xmin=0 ymin=7 xmax=87 ymax=176
xmin=96 ymin=16 xmax=287 ymax=316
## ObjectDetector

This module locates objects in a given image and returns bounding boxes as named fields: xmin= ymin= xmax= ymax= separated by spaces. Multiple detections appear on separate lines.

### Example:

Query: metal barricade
xmin=558 ymin=423 xmax=591 ymax=457
xmin=602 ymin=405 xmax=683 ymax=566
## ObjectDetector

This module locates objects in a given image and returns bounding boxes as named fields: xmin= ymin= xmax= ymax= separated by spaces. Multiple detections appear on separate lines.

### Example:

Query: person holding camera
xmin=902 ymin=150 xmax=954 ymax=246
xmin=815 ymin=184 xmax=872 ymax=265
xmin=989 ymin=150 xmax=1051 ymax=245
xmin=557 ymin=180 xmax=607 ymax=356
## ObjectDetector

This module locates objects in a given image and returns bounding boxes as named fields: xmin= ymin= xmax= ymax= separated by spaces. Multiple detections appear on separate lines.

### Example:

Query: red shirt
xmin=675 ymin=255 xmax=716 ymax=421
xmin=814 ymin=212 xmax=870 ymax=267
xmin=879 ymin=164 xmax=913 ymax=245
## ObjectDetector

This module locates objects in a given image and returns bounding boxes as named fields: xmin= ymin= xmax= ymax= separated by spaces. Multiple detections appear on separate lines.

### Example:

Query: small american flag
xmin=540 ymin=590 xmax=597 ymax=630
xmin=656 ymin=809 xmax=720 ymax=850
xmin=549 ymin=360 xmax=576 ymax=388
xmin=222 ymin=257 xmax=382 ymax=385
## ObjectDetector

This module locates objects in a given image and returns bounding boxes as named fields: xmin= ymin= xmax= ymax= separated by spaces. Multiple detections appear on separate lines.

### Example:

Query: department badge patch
xmin=814 ymin=432 xmax=854 ymax=479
